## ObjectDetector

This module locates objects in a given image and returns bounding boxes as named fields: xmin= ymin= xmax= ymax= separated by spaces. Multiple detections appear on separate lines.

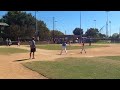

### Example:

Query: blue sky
xmin=0 ymin=11 xmax=120 ymax=36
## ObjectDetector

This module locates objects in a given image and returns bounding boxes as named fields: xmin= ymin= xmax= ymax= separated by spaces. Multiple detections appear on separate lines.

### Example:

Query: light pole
xmin=53 ymin=17 xmax=55 ymax=43
xmin=80 ymin=11 xmax=81 ymax=30
xmin=109 ymin=21 xmax=111 ymax=37
xmin=0 ymin=16 xmax=3 ymax=22
xmin=54 ymin=21 xmax=57 ymax=30
xmin=35 ymin=11 xmax=37 ymax=33
xmin=53 ymin=17 xmax=58 ymax=43
xmin=106 ymin=11 xmax=109 ymax=38
xmin=119 ymin=27 xmax=120 ymax=38
xmin=35 ymin=11 xmax=39 ymax=41
xmin=80 ymin=11 xmax=82 ymax=43
xmin=94 ymin=20 xmax=96 ymax=29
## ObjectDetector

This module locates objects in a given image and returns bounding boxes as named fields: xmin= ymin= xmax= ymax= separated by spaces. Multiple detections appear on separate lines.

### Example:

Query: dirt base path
xmin=0 ymin=44 xmax=120 ymax=79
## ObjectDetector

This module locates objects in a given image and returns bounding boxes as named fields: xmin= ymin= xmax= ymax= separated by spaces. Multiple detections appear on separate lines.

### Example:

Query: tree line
xmin=0 ymin=11 xmax=64 ymax=41
xmin=0 ymin=11 xmax=118 ymax=42
xmin=73 ymin=27 xmax=120 ymax=39
xmin=73 ymin=28 xmax=106 ymax=38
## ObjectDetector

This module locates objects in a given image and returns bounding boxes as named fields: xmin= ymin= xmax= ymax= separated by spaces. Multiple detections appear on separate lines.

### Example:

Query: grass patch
xmin=36 ymin=44 xmax=80 ymax=50
xmin=23 ymin=57 xmax=120 ymax=79
xmin=102 ymin=56 xmax=120 ymax=61
xmin=31 ymin=44 xmax=109 ymax=50
xmin=0 ymin=47 xmax=28 ymax=55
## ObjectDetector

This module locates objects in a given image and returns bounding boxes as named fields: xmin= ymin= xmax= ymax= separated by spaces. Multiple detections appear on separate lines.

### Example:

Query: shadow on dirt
xmin=13 ymin=58 xmax=30 ymax=62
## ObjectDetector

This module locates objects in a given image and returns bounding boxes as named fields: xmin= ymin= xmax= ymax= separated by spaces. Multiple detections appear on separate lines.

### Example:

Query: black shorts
xmin=30 ymin=48 xmax=36 ymax=52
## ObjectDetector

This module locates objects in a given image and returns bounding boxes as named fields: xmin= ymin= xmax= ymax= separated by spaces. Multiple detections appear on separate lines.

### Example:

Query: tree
xmin=0 ymin=11 xmax=50 ymax=41
xmin=37 ymin=20 xmax=50 ymax=40
xmin=85 ymin=28 xmax=99 ymax=38
xmin=1 ymin=11 xmax=36 ymax=40
xmin=99 ymin=33 xmax=106 ymax=38
xmin=73 ymin=28 xmax=83 ymax=35
xmin=111 ymin=33 xmax=119 ymax=39
xmin=50 ymin=30 xmax=64 ymax=37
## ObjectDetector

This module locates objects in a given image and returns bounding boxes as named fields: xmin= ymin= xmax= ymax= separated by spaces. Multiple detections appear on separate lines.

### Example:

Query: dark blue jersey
xmin=62 ymin=42 xmax=66 ymax=46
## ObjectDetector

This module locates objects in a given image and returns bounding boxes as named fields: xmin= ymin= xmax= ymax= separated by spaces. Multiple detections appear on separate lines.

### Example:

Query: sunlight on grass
xmin=23 ymin=56 xmax=120 ymax=79
xmin=0 ymin=47 xmax=28 ymax=55
xmin=34 ymin=44 xmax=109 ymax=50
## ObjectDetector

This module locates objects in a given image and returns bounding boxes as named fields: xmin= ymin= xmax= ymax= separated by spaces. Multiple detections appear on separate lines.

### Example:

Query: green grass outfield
xmin=33 ymin=44 xmax=109 ymax=50
xmin=0 ymin=47 xmax=28 ymax=55
xmin=23 ymin=56 xmax=120 ymax=79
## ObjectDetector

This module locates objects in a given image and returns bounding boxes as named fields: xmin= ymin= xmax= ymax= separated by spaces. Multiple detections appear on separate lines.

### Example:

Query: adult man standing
xmin=29 ymin=37 xmax=36 ymax=59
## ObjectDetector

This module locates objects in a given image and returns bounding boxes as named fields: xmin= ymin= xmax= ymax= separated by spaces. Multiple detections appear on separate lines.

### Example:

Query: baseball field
xmin=0 ymin=43 xmax=120 ymax=79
